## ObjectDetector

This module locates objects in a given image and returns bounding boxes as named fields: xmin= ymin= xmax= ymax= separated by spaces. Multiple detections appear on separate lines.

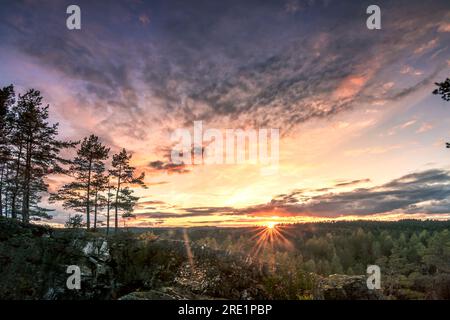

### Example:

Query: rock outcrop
xmin=119 ymin=287 xmax=214 ymax=300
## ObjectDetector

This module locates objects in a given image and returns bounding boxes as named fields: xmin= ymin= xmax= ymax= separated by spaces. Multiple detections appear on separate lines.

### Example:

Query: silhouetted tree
xmin=118 ymin=187 xmax=139 ymax=218
xmin=433 ymin=78 xmax=450 ymax=101
xmin=65 ymin=214 xmax=85 ymax=229
xmin=109 ymin=149 xmax=145 ymax=232
xmin=105 ymin=176 xmax=115 ymax=235
xmin=5 ymin=89 xmax=76 ymax=222
xmin=50 ymin=135 xmax=109 ymax=229
xmin=433 ymin=78 xmax=450 ymax=149
xmin=91 ymin=166 xmax=108 ymax=231
xmin=0 ymin=85 xmax=15 ymax=217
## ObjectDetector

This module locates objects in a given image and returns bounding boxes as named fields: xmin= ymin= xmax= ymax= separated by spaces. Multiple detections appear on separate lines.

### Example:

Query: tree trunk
xmin=93 ymin=189 xmax=98 ymax=231
xmin=21 ymin=140 xmax=32 ymax=223
xmin=0 ymin=163 xmax=4 ymax=217
xmin=4 ymin=186 xmax=9 ymax=218
xmin=11 ymin=139 xmax=23 ymax=219
xmin=106 ymin=184 xmax=111 ymax=235
xmin=3 ymin=166 xmax=9 ymax=218
xmin=114 ymin=166 xmax=122 ymax=233
xmin=86 ymin=157 xmax=92 ymax=230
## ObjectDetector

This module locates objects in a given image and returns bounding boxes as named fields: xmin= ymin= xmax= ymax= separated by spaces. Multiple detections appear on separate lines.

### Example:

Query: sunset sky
xmin=1 ymin=0 xmax=450 ymax=227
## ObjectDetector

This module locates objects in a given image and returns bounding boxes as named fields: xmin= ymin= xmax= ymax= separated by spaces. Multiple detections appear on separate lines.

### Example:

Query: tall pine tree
xmin=91 ymin=163 xmax=108 ymax=231
xmin=6 ymin=89 xmax=76 ymax=222
xmin=0 ymin=85 xmax=15 ymax=217
xmin=109 ymin=149 xmax=145 ymax=232
xmin=105 ymin=176 xmax=115 ymax=235
xmin=50 ymin=135 xmax=109 ymax=229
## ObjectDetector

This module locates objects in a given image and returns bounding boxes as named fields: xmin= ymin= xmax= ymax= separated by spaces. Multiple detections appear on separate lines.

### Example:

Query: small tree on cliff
xmin=109 ymin=149 xmax=145 ymax=232
xmin=50 ymin=135 xmax=109 ymax=229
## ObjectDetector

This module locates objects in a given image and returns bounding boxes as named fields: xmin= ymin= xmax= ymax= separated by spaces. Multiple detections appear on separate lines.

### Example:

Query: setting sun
xmin=266 ymin=222 xmax=277 ymax=229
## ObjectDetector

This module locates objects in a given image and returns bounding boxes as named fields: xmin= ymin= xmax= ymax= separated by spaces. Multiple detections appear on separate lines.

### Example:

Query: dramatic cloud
xmin=239 ymin=170 xmax=450 ymax=218
xmin=137 ymin=212 xmax=210 ymax=220
xmin=1 ymin=0 xmax=449 ymax=141
xmin=148 ymin=160 xmax=190 ymax=174
xmin=334 ymin=179 xmax=371 ymax=187
xmin=133 ymin=170 xmax=450 ymax=224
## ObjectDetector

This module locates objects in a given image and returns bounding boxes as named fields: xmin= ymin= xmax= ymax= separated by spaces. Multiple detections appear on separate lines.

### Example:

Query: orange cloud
xmin=333 ymin=75 xmax=368 ymax=99
xmin=416 ymin=122 xmax=433 ymax=134
xmin=437 ymin=22 xmax=450 ymax=32
xmin=414 ymin=38 xmax=438 ymax=54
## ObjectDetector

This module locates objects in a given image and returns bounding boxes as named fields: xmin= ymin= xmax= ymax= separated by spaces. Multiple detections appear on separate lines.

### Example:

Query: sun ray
xmin=247 ymin=223 xmax=294 ymax=268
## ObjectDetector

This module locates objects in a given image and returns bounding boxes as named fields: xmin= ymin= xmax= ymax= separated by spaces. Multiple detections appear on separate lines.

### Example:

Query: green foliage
xmin=0 ymin=217 xmax=85 ymax=299
xmin=109 ymin=149 xmax=145 ymax=231
xmin=0 ymin=86 xmax=76 ymax=222
xmin=65 ymin=214 xmax=85 ymax=229
xmin=422 ymin=229 xmax=450 ymax=273
xmin=50 ymin=135 xmax=109 ymax=230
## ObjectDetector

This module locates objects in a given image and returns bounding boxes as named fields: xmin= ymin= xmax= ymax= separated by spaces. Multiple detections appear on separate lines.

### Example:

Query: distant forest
xmin=147 ymin=220 xmax=450 ymax=299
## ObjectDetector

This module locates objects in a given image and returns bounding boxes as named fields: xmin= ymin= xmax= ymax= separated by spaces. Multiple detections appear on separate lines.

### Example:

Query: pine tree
xmin=433 ymin=78 xmax=450 ymax=101
xmin=1 ymin=165 xmax=13 ymax=217
xmin=118 ymin=187 xmax=139 ymax=218
xmin=331 ymin=254 xmax=344 ymax=274
xmin=7 ymin=89 xmax=76 ymax=222
xmin=91 ymin=165 xmax=108 ymax=231
xmin=8 ymin=112 xmax=23 ymax=220
xmin=109 ymin=149 xmax=145 ymax=232
xmin=0 ymin=85 xmax=15 ymax=217
xmin=50 ymin=135 xmax=109 ymax=229
xmin=65 ymin=214 xmax=85 ymax=229
xmin=422 ymin=230 xmax=450 ymax=273
xmin=105 ymin=176 xmax=114 ymax=235
xmin=303 ymin=259 xmax=316 ymax=273
xmin=120 ymin=187 xmax=139 ymax=229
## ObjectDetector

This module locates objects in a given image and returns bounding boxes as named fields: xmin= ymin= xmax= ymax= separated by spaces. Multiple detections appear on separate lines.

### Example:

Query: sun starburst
xmin=249 ymin=223 xmax=294 ymax=261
